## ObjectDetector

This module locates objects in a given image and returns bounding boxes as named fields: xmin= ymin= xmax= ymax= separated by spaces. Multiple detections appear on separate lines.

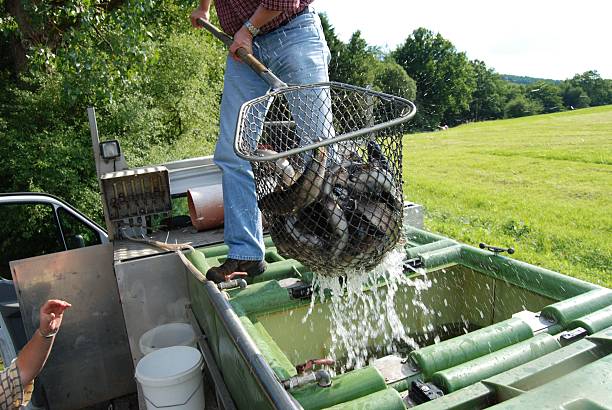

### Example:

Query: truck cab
xmin=0 ymin=192 xmax=109 ymax=407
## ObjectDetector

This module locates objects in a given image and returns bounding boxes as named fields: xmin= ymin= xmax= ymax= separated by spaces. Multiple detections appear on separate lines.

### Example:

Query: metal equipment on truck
xmin=0 ymin=107 xmax=610 ymax=409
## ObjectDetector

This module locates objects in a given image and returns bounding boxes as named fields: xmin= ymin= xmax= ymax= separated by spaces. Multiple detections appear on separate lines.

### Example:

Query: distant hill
xmin=501 ymin=74 xmax=561 ymax=85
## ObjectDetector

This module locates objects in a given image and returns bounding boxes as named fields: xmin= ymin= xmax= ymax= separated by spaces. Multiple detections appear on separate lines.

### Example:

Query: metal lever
xmin=195 ymin=18 xmax=287 ymax=90
xmin=479 ymin=242 xmax=515 ymax=255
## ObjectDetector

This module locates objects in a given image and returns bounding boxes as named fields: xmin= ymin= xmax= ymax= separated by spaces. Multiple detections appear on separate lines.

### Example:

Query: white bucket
xmin=139 ymin=323 xmax=197 ymax=356
xmin=135 ymin=346 xmax=205 ymax=410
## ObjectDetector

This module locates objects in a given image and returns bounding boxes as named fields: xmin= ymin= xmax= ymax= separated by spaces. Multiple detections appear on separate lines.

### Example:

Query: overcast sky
xmin=316 ymin=0 xmax=612 ymax=80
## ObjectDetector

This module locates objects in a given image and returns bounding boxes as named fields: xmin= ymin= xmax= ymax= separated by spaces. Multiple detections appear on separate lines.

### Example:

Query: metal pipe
xmin=568 ymin=305 xmax=612 ymax=334
xmin=217 ymin=278 xmax=247 ymax=291
xmin=282 ymin=370 xmax=332 ymax=390
xmin=403 ymin=226 xmax=450 ymax=245
xmin=187 ymin=185 xmax=224 ymax=231
xmin=419 ymin=245 xmax=463 ymax=269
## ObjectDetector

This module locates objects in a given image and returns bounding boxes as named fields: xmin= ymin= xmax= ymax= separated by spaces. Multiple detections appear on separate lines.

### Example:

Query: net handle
xmin=196 ymin=18 xmax=287 ymax=90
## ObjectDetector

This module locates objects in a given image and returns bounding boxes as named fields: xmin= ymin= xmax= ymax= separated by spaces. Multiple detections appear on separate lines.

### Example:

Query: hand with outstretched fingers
xmin=39 ymin=299 xmax=72 ymax=337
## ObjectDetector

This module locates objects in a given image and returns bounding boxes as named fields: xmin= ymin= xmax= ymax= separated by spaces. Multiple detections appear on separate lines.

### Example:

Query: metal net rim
xmin=233 ymin=81 xmax=416 ymax=162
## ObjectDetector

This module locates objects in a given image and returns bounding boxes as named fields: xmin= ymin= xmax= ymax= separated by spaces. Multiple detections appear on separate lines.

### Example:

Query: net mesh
xmin=235 ymin=82 xmax=415 ymax=275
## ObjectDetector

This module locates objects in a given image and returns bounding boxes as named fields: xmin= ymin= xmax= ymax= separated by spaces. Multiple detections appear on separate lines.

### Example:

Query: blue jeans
xmin=213 ymin=7 xmax=331 ymax=261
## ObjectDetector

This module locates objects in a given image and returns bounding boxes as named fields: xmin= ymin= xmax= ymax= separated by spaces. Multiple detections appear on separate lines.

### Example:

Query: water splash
xmin=303 ymin=247 xmax=434 ymax=372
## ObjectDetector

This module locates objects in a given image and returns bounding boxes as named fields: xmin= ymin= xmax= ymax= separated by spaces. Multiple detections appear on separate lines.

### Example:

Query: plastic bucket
xmin=139 ymin=323 xmax=196 ymax=356
xmin=135 ymin=346 xmax=205 ymax=410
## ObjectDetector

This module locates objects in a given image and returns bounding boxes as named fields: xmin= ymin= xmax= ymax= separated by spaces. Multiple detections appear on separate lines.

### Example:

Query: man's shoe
xmin=206 ymin=258 xmax=267 ymax=283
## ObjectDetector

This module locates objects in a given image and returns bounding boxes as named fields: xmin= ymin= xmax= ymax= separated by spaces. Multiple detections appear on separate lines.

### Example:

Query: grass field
xmin=403 ymin=105 xmax=612 ymax=288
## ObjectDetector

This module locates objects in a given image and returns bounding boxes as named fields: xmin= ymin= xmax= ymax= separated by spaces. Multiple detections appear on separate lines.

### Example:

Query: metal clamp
xmin=479 ymin=242 xmax=515 ymax=255
xmin=217 ymin=278 xmax=248 ymax=291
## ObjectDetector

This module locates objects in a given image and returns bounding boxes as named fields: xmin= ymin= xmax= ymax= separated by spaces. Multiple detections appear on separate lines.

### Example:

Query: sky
xmin=316 ymin=0 xmax=612 ymax=80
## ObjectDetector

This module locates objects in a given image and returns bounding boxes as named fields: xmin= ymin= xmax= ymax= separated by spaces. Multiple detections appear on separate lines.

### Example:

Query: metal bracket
xmin=479 ymin=242 xmax=515 ymax=255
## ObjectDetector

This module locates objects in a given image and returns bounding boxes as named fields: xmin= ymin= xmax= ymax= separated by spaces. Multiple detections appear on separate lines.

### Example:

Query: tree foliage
xmin=525 ymin=81 xmax=563 ymax=113
xmin=1 ymin=0 xmax=225 ymax=222
xmin=504 ymin=95 xmax=543 ymax=118
xmin=566 ymin=70 xmax=612 ymax=107
xmin=320 ymin=14 xmax=415 ymax=106
xmin=393 ymin=28 xmax=476 ymax=129
xmin=372 ymin=58 xmax=416 ymax=101
xmin=562 ymin=85 xmax=590 ymax=109
xmin=1 ymin=4 xmax=611 ymax=225
xmin=469 ymin=60 xmax=506 ymax=121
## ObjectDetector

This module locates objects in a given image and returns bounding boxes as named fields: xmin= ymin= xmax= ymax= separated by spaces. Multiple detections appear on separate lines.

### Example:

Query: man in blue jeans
xmin=191 ymin=0 xmax=331 ymax=282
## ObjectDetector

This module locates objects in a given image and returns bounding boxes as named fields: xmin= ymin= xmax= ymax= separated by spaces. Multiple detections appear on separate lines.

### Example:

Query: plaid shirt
xmin=0 ymin=360 xmax=34 ymax=409
xmin=215 ymin=0 xmax=314 ymax=35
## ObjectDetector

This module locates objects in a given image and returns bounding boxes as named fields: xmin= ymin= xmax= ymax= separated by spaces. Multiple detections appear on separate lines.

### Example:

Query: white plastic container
xmin=139 ymin=322 xmax=196 ymax=356
xmin=135 ymin=346 xmax=205 ymax=410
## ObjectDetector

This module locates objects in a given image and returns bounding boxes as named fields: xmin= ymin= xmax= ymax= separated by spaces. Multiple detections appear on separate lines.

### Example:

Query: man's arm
xmin=16 ymin=299 xmax=71 ymax=385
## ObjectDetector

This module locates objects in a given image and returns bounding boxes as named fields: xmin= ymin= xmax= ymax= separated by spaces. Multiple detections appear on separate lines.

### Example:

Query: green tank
xmin=186 ymin=226 xmax=611 ymax=409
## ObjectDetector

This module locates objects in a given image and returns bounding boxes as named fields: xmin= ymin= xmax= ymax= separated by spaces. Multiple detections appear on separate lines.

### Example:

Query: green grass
xmin=403 ymin=106 xmax=612 ymax=288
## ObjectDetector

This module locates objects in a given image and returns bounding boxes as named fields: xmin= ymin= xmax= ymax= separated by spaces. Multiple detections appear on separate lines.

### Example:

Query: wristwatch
xmin=244 ymin=19 xmax=260 ymax=37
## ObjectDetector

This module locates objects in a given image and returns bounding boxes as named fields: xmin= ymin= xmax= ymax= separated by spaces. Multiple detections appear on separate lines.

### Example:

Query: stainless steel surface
xmin=371 ymin=355 xmax=420 ymax=385
xmin=114 ymin=250 xmax=191 ymax=410
xmin=101 ymin=166 xmax=172 ymax=222
xmin=513 ymin=310 xmax=557 ymax=334
xmin=114 ymin=227 xmax=224 ymax=262
xmin=10 ymin=244 xmax=135 ymax=410
xmin=114 ymin=250 xmax=190 ymax=368
xmin=89 ymin=106 xmax=125 ymax=240
xmin=162 ymin=155 xmax=222 ymax=196
xmin=88 ymin=107 xmax=128 ymax=175
xmin=404 ymin=202 xmax=425 ymax=229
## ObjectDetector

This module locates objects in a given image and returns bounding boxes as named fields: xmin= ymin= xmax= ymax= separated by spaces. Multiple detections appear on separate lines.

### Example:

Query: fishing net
xmin=234 ymin=82 xmax=416 ymax=275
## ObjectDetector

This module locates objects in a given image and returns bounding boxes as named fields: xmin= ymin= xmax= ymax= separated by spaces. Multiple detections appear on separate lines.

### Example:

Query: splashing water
xmin=303 ymin=247 xmax=434 ymax=372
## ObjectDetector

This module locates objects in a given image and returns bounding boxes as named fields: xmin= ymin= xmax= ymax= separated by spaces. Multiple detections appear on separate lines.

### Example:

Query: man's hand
xmin=39 ymin=299 xmax=71 ymax=337
xmin=190 ymin=7 xmax=210 ymax=28
xmin=229 ymin=25 xmax=254 ymax=61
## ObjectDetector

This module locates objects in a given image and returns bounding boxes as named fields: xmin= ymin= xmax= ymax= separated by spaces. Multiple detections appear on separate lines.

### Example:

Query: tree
xmin=320 ymin=15 xmax=376 ymax=86
xmin=469 ymin=60 xmax=505 ymax=121
xmin=561 ymin=86 xmax=590 ymax=109
xmin=319 ymin=12 xmax=344 ymax=79
xmin=0 ymin=0 xmax=126 ymax=75
xmin=504 ymin=95 xmax=543 ymax=118
xmin=525 ymin=81 xmax=564 ymax=113
xmin=393 ymin=28 xmax=476 ymax=130
xmin=567 ymin=70 xmax=612 ymax=106
xmin=0 ymin=1 xmax=225 ymax=222
xmin=372 ymin=59 xmax=417 ymax=101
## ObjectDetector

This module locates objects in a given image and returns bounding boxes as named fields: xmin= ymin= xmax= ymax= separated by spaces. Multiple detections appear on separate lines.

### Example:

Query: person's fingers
xmin=41 ymin=299 xmax=72 ymax=315
xmin=45 ymin=299 xmax=71 ymax=307
xmin=190 ymin=9 xmax=209 ymax=28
